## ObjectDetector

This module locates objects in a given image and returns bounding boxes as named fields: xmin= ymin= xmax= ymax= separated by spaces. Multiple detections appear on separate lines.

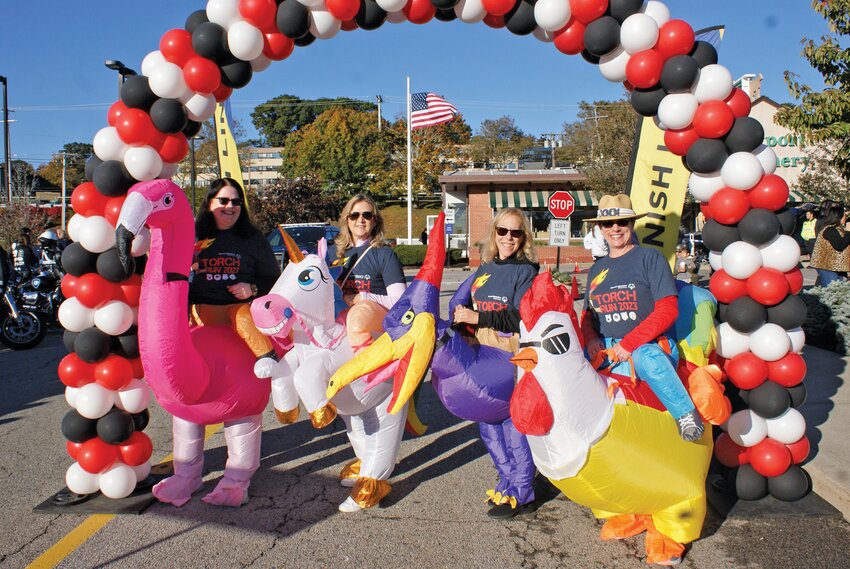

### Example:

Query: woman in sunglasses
xmin=452 ymin=207 xmax=539 ymax=519
xmin=189 ymin=177 xmax=281 ymax=372
xmin=580 ymin=194 xmax=704 ymax=442
xmin=334 ymin=194 xmax=406 ymax=350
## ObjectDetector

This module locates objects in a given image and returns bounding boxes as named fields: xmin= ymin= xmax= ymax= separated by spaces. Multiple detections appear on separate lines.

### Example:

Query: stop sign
xmin=548 ymin=190 xmax=575 ymax=219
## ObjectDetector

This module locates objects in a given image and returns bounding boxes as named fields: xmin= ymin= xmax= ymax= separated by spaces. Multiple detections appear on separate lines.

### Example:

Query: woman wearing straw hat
xmin=580 ymin=194 xmax=704 ymax=441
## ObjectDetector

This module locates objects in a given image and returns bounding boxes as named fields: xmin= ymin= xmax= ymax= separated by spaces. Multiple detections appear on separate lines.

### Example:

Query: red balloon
xmin=483 ymin=14 xmax=506 ymax=28
xmin=71 ymin=181 xmax=111 ymax=217
xmin=725 ymin=88 xmax=752 ymax=118
xmin=107 ymin=100 xmax=129 ymax=128
xmin=748 ymin=174 xmax=789 ymax=211
xmin=747 ymin=268 xmax=790 ymax=306
xmin=119 ymin=432 xmax=154 ymax=466
xmin=340 ymin=19 xmax=358 ymax=31
xmin=786 ymin=436 xmax=810 ymax=464
xmin=326 ymin=0 xmax=359 ymax=21
xmin=58 ymin=353 xmax=95 ymax=388
xmin=553 ymin=18 xmax=586 ymax=55
xmin=483 ymin=0 xmax=517 ymax=17
xmin=160 ymin=29 xmax=196 ymax=66
xmin=157 ymin=133 xmax=189 ymax=164
xmin=78 ymin=437 xmax=119 ymax=474
xmin=725 ymin=352 xmax=768 ymax=390
xmin=263 ymin=32 xmax=295 ymax=61
xmin=749 ymin=437 xmax=791 ymax=477
xmin=785 ymin=268 xmax=804 ymax=294
xmin=767 ymin=352 xmax=806 ymax=387
xmin=709 ymin=270 xmax=749 ymax=304
xmin=61 ymin=274 xmax=78 ymax=299
xmin=67 ymin=441 xmax=84 ymax=461
xmin=129 ymin=357 xmax=145 ymax=380
xmin=663 ymin=125 xmax=699 ymax=156
xmin=693 ymin=100 xmax=735 ymax=139
xmin=75 ymin=273 xmax=118 ymax=309
xmin=119 ymin=274 xmax=143 ymax=307
xmin=708 ymin=187 xmax=750 ymax=224
xmin=655 ymin=19 xmax=695 ymax=59
xmin=625 ymin=49 xmax=664 ymax=89
xmin=103 ymin=196 xmax=126 ymax=227
xmin=570 ymin=0 xmax=608 ymax=24
xmin=715 ymin=432 xmax=749 ymax=468
xmin=183 ymin=56 xmax=221 ymax=94
xmin=404 ymin=0 xmax=436 ymax=24
xmin=115 ymin=108 xmax=159 ymax=147
xmin=95 ymin=354 xmax=134 ymax=391
xmin=239 ymin=0 xmax=279 ymax=32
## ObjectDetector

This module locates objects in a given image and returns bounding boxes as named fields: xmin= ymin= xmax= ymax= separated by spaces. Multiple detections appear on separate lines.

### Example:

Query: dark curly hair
xmin=194 ymin=178 xmax=261 ymax=240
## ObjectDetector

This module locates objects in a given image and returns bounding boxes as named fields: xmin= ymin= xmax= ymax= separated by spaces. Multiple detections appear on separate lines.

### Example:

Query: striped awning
xmin=489 ymin=189 xmax=598 ymax=209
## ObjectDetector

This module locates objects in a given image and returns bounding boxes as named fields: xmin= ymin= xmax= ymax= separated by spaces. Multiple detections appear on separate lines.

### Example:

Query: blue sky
xmin=0 ymin=0 xmax=837 ymax=168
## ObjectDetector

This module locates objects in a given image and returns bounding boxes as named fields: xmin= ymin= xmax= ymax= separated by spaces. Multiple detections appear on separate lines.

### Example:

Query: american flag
xmin=410 ymin=92 xmax=458 ymax=130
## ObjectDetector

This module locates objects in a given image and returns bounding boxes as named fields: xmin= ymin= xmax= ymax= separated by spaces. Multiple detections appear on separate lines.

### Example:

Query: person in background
xmin=11 ymin=228 xmax=38 ymax=278
xmin=583 ymin=223 xmax=609 ymax=260
xmin=809 ymin=202 xmax=850 ymax=287
xmin=799 ymin=207 xmax=817 ymax=261
xmin=452 ymin=207 xmax=539 ymax=519
xmin=675 ymin=244 xmax=698 ymax=285
xmin=581 ymin=194 xmax=704 ymax=442
xmin=420 ymin=227 xmax=428 ymax=246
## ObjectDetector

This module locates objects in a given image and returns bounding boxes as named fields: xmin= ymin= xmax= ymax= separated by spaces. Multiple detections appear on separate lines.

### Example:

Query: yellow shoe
xmin=275 ymin=407 xmax=299 ymax=424
xmin=350 ymin=477 xmax=391 ymax=510
xmin=340 ymin=458 xmax=361 ymax=487
xmin=309 ymin=402 xmax=337 ymax=429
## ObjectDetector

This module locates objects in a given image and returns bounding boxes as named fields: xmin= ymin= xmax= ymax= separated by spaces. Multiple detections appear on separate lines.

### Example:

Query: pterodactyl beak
xmin=326 ymin=312 xmax=436 ymax=415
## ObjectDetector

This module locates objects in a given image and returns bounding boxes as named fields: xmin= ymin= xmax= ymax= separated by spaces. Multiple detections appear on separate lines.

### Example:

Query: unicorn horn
xmin=279 ymin=227 xmax=305 ymax=263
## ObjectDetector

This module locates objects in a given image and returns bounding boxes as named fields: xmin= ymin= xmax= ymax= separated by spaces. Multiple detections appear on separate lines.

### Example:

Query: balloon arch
xmin=56 ymin=0 xmax=810 ymax=502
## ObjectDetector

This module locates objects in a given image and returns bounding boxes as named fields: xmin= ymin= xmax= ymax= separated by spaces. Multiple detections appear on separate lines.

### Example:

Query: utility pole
xmin=0 ymin=75 xmax=11 ymax=203
xmin=376 ymin=95 xmax=382 ymax=132
xmin=541 ymin=133 xmax=564 ymax=169
xmin=590 ymin=104 xmax=607 ymax=160
xmin=61 ymin=152 xmax=67 ymax=230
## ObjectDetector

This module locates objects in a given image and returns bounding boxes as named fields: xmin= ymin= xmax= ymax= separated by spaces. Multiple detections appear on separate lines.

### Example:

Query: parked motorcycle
xmin=0 ymin=246 xmax=47 ymax=350
xmin=16 ymin=231 xmax=66 ymax=327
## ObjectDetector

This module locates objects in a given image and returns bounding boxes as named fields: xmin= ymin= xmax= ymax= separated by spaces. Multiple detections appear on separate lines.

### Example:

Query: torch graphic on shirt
xmin=192 ymin=238 xmax=216 ymax=273
xmin=586 ymin=268 xmax=609 ymax=311
xmin=470 ymin=273 xmax=491 ymax=311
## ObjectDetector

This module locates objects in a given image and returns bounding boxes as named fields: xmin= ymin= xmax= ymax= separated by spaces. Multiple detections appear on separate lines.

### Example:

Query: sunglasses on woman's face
xmin=215 ymin=197 xmax=243 ymax=207
xmin=601 ymin=220 xmax=630 ymax=229
xmin=495 ymin=226 xmax=524 ymax=238
xmin=348 ymin=211 xmax=375 ymax=221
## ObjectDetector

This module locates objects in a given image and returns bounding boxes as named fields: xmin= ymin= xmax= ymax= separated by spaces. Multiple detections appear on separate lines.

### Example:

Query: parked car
xmin=266 ymin=223 xmax=340 ymax=269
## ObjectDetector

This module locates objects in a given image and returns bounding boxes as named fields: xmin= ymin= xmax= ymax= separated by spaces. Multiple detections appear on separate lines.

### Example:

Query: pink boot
xmin=202 ymin=415 xmax=262 ymax=507
xmin=152 ymin=417 xmax=205 ymax=507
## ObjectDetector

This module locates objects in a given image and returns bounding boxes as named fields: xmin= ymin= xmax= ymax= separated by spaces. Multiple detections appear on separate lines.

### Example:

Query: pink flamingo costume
xmin=115 ymin=179 xmax=271 ymax=507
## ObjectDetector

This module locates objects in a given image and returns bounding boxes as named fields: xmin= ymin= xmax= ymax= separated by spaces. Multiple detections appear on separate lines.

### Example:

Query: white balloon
xmin=691 ymin=64 xmax=734 ymax=103
xmin=726 ymin=409 xmax=768 ymax=447
xmin=67 ymin=213 xmax=87 ymax=242
xmin=148 ymin=62 xmax=190 ymax=100
xmin=132 ymin=462 xmax=152 ymax=482
xmin=124 ymin=146 xmax=163 ymax=182
xmin=132 ymin=226 xmax=152 ymax=257
xmin=158 ymin=161 xmax=179 ymax=180
xmin=141 ymin=50 xmax=167 ymax=77
xmin=58 ymin=297 xmax=95 ymax=332
xmin=65 ymin=386 xmax=80 ymax=407
xmin=753 ymin=144 xmax=778 ymax=175
xmin=93 ymin=127 xmax=129 ymax=162
xmin=721 ymin=152 xmax=764 ymax=190
xmin=181 ymin=92 xmax=217 ymax=122
xmin=620 ymin=13 xmax=659 ymax=54
xmin=750 ymin=323 xmax=792 ymax=361
xmin=251 ymin=53 xmax=272 ymax=72
xmin=765 ymin=408 xmax=806 ymax=444
xmin=455 ymin=0 xmax=487 ymax=23
xmin=228 ymin=20 xmax=265 ymax=60
xmin=75 ymin=383 xmax=116 ymax=419
xmin=66 ymin=462 xmax=101 ymax=495
xmin=688 ymin=170 xmax=724 ymax=202
xmin=95 ymin=300 xmax=135 ymax=336
xmin=378 ymin=0 xmax=407 ymax=11
xmin=386 ymin=9 xmax=407 ymax=23
xmin=708 ymin=250 xmax=723 ymax=272
xmin=309 ymin=9 xmax=341 ymax=39
xmin=657 ymin=93 xmax=699 ymax=130
xmin=207 ymin=0 xmax=242 ymax=28
xmin=722 ymin=241 xmax=762 ymax=280
xmin=78 ymin=216 xmax=116 ymax=254
xmin=116 ymin=378 xmax=151 ymax=414
xmin=533 ymin=0 xmax=570 ymax=32
xmin=760 ymin=235 xmax=801 ymax=273
xmin=716 ymin=322 xmax=751 ymax=359
xmin=599 ymin=47 xmax=631 ymax=83
xmin=99 ymin=463 xmax=138 ymax=499
xmin=787 ymin=327 xmax=806 ymax=353
xmin=641 ymin=0 xmax=670 ymax=27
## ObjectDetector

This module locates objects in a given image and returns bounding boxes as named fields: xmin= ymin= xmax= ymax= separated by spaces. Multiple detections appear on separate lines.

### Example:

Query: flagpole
xmin=406 ymin=76 xmax=413 ymax=244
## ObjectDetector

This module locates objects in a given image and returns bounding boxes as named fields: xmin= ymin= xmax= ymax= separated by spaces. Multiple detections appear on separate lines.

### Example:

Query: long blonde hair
xmin=334 ymin=194 xmax=386 ymax=259
xmin=481 ymin=208 xmax=537 ymax=264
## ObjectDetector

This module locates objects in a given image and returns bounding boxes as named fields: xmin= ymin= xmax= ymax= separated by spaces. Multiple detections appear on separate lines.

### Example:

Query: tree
xmin=793 ymin=140 xmax=850 ymax=203
xmin=251 ymin=94 xmax=377 ymax=147
xmin=557 ymin=99 xmax=637 ymax=195
xmin=775 ymin=0 xmax=850 ymax=180
xmin=465 ymin=116 xmax=535 ymax=168
xmin=251 ymin=175 xmax=345 ymax=232
xmin=36 ymin=142 xmax=94 ymax=189
xmin=0 ymin=160 xmax=41 ymax=198
xmin=0 ymin=202 xmax=51 ymax=250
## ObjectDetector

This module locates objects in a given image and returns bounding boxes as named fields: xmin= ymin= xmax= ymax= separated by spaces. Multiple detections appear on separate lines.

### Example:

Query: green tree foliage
xmin=251 ymin=94 xmax=377 ymax=147
xmin=36 ymin=142 xmax=94 ymax=189
xmin=251 ymin=175 xmax=345 ymax=232
xmin=465 ymin=116 xmax=536 ymax=168
xmin=557 ymin=99 xmax=637 ymax=195
xmin=775 ymin=0 xmax=850 ymax=180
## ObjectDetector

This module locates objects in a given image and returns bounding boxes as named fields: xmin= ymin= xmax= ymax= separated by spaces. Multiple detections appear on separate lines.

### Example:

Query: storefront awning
xmin=489 ymin=189 xmax=598 ymax=209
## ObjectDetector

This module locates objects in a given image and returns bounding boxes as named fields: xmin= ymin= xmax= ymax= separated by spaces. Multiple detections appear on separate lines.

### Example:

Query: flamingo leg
xmin=152 ymin=416 xmax=205 ymax=507
xmin=202 ymin=414 xmax=262 ymax=507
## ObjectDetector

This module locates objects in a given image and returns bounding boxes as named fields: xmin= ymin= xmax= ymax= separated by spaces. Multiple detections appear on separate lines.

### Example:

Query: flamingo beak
xmin=511 ymin=347 xmax=538 ymax=372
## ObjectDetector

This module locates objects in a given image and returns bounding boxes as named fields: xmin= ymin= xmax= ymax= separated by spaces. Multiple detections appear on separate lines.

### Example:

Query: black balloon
xmin=74 ymin=327 xmax=112 ymax=363
xmin=96 ymin=408 xmax=136 ymax=445
xmin=97 ymin=248 xmax=135 ymax=283
xmin=113 ymin=326 xmax=140 ymax=359
xmin=724 ymin=117 xmax=765 ymax=154
xmin=690 ymin=40 xmax=718 ymax=68
xmin=660 ymin=55 xmax=699 ymax=92
xmin=685 ymin=138 xmax=729 ymax=173
xmin=726 ymin=384 xmax=750 ymax=413
xmin=149 ymin=98 xmax=188 ymax=134
xmin=583 ymin=16 xmax=620 ymax=56
xmin=768 ymin=465 xmax=811 ymax=501
xmin=93 ymin=160 xmax=136 ymax=197
xmin=132 ymin=409 xmax=150 ymax=432
xmin=738 ymin=387 xmax=750 ymax=407
xmin=192 ymin=22 xmax=230 ymax=62
xmin=63 ymin=329 xmax=79 ymax=353
xmin=606 ymin=0 xmax=644 ymax=23
xmin=61 ymin=242 xmax=99 ymax=277
xmin=277 ymin=0 xmax=311 ymax=39
xmin=434 ymin=7 xmax=457 ymax=20
xmin=748 ymin=380 xmax=791 ymax=419
xmin=726 ymin=296 xmax=767 ymax=334
xmin=61 ymin=409 xmax=98 ymax=443
xmin=294 ymin=32 xmax=317 ymax=47
xmin=505 ymin=0 xmax=538 ymax=36
xmin=767 ymin=294 xmax=807 ymax=330
xmin=738 ymin=208 xmax=781 ymax=246
xmin=431 ymin=0 xmax=459 ymax=8
xmin=787 ymin=382 xmax=807 ymax=408
xmin=631 ymin=86 xmax=666 ymax=117
xmin=85 ymin=154 xmax=102 ymax=183
xmin=182 ymin=119 xmax=202 ymax=139
xmin=134 ymin=254 xmax=148 ymax=275
xmin=716 ymin=301 xmax=728 ymax=323
xmin=775 ymin=207 xmax=796 ymax=235
xmin=701 ymin=219 xmax=741 ymax=253
xmin=185 ymin=9 xmax=209 ymax=33
xmin=120 ymin=76 xmax=158 ymax=111
xmin=581 ymin=49 xmax=601 ymax=65
xmin=736 ymin=464 xmax=768 ymax=500
xmin=219 ymin=56 xmax=253 ymax=89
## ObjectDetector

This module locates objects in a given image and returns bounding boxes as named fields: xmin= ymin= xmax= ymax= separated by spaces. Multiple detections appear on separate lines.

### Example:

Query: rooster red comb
xmin=520 ymin=273 xmax=581 ymax=343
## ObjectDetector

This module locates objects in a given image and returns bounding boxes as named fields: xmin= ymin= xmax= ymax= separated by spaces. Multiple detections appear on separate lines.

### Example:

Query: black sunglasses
xmin=348 ymin=211 xmax=375 ymax=221
xmin=215 ymin=197 xmax=243 ymax=207
xmin=601 ymin=219 xmax=631 ymax=228
xmin=496 ymin=226 xmax=524 ymax=238
xmin=519 ymin=332 xmax=572 ymax=355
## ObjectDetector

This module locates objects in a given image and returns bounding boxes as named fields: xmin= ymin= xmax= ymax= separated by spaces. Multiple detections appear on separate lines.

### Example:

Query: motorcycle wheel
xmin=0 ymin=310 xmax=47 ymax=350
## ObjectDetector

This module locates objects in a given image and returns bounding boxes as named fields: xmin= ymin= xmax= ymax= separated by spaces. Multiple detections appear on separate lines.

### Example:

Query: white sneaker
xmin=338 ymin=496 xmax=362 ymax=513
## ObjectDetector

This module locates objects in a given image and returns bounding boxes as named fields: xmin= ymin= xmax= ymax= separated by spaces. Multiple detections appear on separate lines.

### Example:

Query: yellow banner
xmin=627 ymin=117 xmax=691 ymax=269
xmin=213 ymin=101 xmax=247 ymax=208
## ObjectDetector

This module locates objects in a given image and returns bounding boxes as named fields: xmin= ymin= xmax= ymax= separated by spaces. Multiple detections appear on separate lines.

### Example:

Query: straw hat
xmin=585 ymin=194 xmax=647 ymax=222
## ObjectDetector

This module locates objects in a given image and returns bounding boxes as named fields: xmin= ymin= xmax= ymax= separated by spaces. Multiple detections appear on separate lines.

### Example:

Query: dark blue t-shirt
xmin=336 ymin=244 xmax=405 ymax=297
